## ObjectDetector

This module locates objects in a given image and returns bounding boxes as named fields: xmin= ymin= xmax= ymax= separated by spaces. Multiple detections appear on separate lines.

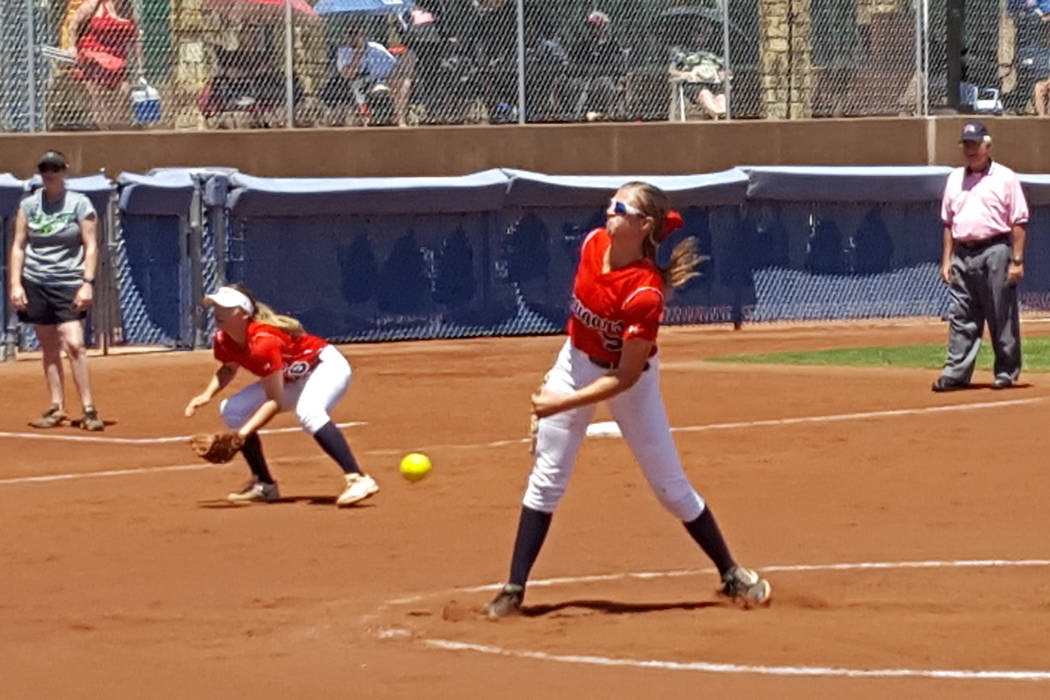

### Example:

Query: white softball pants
xmin=220 ymin=344 xmax=351 ymax=436
xmin=523 ymin=339 xmax=706 ymax=521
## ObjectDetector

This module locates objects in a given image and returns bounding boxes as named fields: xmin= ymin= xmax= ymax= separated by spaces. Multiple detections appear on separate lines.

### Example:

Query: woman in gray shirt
xmin=8 ymin=151 xmax=105 ymax=431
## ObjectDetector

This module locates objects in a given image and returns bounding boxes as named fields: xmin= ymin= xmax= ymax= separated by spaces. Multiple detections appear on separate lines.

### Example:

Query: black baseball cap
xmin=37 ymin=150 xmax=68 ymax=172
xmin=960 ymin=119 xmax=989 ymax=143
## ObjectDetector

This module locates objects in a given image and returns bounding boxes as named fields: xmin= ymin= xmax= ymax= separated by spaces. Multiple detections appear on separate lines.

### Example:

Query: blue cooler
xmin=131 ymin=80 xmax=161 ymax=125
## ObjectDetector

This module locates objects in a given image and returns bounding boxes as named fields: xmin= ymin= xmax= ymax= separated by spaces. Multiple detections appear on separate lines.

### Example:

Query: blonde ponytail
xmin=228 ymin=283 xmax=305 ymax=337
xmin=252 ymin=301 xmax=305 ymax=337
xmin=664 ymin=237 xmax=705 ymax=289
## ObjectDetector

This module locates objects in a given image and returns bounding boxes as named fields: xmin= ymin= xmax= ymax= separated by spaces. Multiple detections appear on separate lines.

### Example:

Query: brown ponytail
xmin=622 ymin=181 xmax=704 ymax=289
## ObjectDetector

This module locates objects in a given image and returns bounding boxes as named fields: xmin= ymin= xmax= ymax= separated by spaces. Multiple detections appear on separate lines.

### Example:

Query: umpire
xmin=933 ymin=119 xmax=1029 ymax=392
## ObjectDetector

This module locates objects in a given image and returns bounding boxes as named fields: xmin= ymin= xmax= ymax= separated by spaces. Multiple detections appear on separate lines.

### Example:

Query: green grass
xmin=708 ymin=336 xmax=1050 ymax=371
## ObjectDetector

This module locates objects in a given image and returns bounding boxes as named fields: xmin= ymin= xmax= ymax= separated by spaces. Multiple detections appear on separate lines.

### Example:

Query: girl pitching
xmin=184 ymin=284 xmax=378 ymax=506
xmin=484 ymin=182 xmax=771 ymax=617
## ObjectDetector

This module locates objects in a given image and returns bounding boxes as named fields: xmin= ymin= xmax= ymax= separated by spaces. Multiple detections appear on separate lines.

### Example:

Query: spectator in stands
xmin=395 ymin=4 xmax=483 ymax=124
xmin=322 ymin=21 xmax=411 ymax=126
xmin=7 ymin=151 xmax=105 ymax=431
xmin=1007 ymin=0 xmax=1050 ymax=113
xmin=670 ymin=50 xmax=728 ymax=119
xmin=568 ymin=11 xmax=625 ymax=121
xmin=1022 ymin=0 xmax=1050 ymax=19
xmin=198 ymin=25 xmax=302 ymax=129
xmin=668 ymin=23 xmax=729 ymax=119
xmin=412 ymin=0 xmax=517 ymax=122
xmin=69 ymin=0 xmax=143 ymax=129
xmin=1035 ymin=76 xmax=1050 ymax=114
xmin=390 ymin=8 xmax=441 ymax=126
xmin=471 ymin=0 xmax=520 ymax=121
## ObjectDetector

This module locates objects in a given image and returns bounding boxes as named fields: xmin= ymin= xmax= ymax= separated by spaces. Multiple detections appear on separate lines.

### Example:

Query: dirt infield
xmin=2 ymin=320 xmax=1049 ymax=699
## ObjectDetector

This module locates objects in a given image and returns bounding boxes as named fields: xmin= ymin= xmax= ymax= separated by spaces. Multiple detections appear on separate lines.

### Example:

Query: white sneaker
xmin=227 ymin=479 xmax=280 ymax=503
xmin=336 ymin=473 xmax=379 ymax=507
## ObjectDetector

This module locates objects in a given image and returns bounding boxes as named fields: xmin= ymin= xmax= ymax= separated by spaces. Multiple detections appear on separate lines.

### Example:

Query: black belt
xmin=588 ymin=355 xmax=650 ymax=372
xmin=955 ymin=233 xmax=1010 ymax=251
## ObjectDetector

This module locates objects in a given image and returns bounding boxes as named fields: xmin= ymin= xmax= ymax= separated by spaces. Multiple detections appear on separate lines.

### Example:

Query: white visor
xmin=204 ymin=286 xmax=254 ymax=314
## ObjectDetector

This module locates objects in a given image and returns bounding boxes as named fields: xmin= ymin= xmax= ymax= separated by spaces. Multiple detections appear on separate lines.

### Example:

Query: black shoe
xmin=931 ymin=376 xmax=968 ymax=392
xmin=991 ymin=377 xmax=1013 ymax=390
xmin=483 ymin=584 xmax=524 ymax=619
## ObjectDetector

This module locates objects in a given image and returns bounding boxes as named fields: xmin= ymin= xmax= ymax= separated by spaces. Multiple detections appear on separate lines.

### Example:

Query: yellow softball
xmin=399 ymin=452 xmax=432 ymax=482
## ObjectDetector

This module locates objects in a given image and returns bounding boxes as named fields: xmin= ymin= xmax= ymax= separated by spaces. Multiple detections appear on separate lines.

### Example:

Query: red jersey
xmin=213 ymin=321 xmax=327 ymax=381
xmin=567 ymin=228 xmax=664 ymax=364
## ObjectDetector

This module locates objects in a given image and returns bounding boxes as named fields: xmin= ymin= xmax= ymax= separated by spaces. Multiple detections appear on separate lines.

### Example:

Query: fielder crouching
xmin=184 ymin=284 xmax=378 ymax=506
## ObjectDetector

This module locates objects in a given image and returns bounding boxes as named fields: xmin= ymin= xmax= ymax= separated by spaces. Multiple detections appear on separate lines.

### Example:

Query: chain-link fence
xmin=1 ymin=0 xmax=1046 ymax=132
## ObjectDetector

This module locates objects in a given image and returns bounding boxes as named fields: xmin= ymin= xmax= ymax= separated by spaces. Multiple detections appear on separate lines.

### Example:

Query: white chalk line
xmin=370 ymin=397 xmax=1042 ymax=454
xmin=378 ymin=558 xmax=1050 ymax=683
xmin=0 ymin=420 xmax=365 ymax=445
xmin=0 ymin=455 xmax=312 ymax=486
xmin=383 ymin=558 xmax=1050 ymax=604
xmin=669 ymin=398 xmax=1042 ymax=435
xmin=420 ymin=639 xmax=1050 ymax=682
xmin=0 ymin=398 xmax=1037 ymax=486
xmin=0 ymin=462 xmax=218 ymax=485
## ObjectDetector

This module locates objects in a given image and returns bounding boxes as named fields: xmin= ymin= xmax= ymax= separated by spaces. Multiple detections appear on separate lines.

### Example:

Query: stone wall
xmin=856 ymin=0 xmax=901 ymax=26
xmin=759 ymin=0 xmax=815 ymax=119
xmin=170 ymin=0 xmax=208 ymax=130
xmin=169 ymin=0 xmax=326 ymax=129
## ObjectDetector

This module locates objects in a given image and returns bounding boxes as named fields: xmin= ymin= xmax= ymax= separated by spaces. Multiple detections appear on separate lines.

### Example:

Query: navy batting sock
xmin=509 ymin=506 xmax=552 ymax=587
xmin=313 ymin=422 xmax=361 ymax=475
xmin=684 ymin=507 xmax=736 ymax=577
xmin=241 ymin=433 xmax=274 ymax=484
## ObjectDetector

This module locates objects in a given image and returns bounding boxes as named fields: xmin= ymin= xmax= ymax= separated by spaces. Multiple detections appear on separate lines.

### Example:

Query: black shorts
xmin=17 ymin=279 xmax=86 ymax=326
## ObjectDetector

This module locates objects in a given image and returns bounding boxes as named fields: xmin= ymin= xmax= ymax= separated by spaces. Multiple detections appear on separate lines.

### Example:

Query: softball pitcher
xmin=184 ymin=284 xmax=379 ymax=506
xmin=484 ymin=182 xmax=771 ymax=617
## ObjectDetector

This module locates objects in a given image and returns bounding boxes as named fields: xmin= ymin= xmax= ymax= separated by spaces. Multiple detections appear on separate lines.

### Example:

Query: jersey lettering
xmin=601 ymin=331 xmax=623 ymax=353
xmin=570 ymin=294 xmax=626 ymax=354
xmin=566 ymin=228 xmax=664 ymax=365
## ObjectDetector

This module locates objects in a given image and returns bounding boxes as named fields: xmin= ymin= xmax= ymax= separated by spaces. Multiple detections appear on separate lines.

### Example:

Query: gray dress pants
xmin=941 ymin=240 xmax=1021 ymax=384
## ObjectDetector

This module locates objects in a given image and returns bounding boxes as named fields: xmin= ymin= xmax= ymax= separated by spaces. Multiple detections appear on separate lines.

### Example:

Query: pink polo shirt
xmin=941 ymin=161 xmax=1029 ymax=242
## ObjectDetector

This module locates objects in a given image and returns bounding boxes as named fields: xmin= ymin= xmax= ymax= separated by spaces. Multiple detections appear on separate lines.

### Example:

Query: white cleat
xmin=227 ymin=479 xmax=280 ymax=503
xmin=336 ymin=473 xmax=379 ymax=507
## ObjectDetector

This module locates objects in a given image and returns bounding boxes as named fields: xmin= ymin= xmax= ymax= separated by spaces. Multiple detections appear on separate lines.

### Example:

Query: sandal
xmin=81 ymin=406 xmax=105 ymax=432
xmin=29 ymin=405 xmax=68 ymax=429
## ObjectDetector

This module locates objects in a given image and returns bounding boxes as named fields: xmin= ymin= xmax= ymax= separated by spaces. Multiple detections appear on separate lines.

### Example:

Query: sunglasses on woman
xmin=607 ymin=199 xmax=645 ymax=217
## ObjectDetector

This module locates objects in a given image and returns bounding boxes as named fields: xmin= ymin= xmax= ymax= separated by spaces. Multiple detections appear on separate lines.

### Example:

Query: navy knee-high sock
xmin=684 ymin=507 xmax=736 ymax=577
xmin=313 ymin=421 xmax=361 ymax=474
xmin=241 ymin=433 xmax=274 ymax=484
xmin=509 ymin=506 xmax=552 ymax=587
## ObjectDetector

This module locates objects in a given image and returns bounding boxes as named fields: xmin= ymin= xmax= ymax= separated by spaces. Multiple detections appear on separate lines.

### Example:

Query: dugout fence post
xmin=721 ymin=0 xmax=732 ymax=121
xmin=283 ymin=0 xmax=295 ymax=128
xmin=1 ymin=214 xmax=15 ymax=361
xmin=175 ymin=185 xmax=204 ymax=350
xmin=91 ymin=176 xmax=121 ymax=356
xmin=515 ymin=0 xmax=525 ymax=124
xmin=946 ymin=0 xmax=964 ymax=111
xmin=203 ymin=173 xmax=229 ymax=291
xmin=188 ymin=180 xmax=206 ymax=348
xmin=24 ymin=0 xmax=38 ymax=132
xmin=912 ymin=0 xmax=926 ymax=117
